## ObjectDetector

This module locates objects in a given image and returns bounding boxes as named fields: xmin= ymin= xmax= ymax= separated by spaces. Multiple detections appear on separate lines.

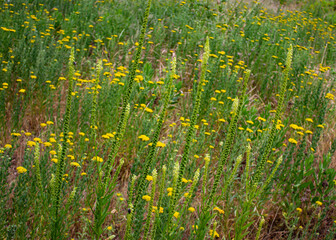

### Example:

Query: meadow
xmin=1 ymin=0 xmax=336 ymax=239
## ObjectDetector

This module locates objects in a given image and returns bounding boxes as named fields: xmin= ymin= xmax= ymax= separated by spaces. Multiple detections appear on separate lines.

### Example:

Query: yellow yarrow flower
xmin=325 ymin=93 xmax=334 ymax=100
xmin=49 ymin=150 xmax=57 ymax=155
xmin=17 ymin=166 xmax=27 ymax=174
xmin=70 ymin=162 xmax=81 ymax=167
xmin=142 ymin=195 xmax=151 ymax=202
xmin=209 ymin=230 xmax=219 ymax=238
xmin=27 ymin=141 xmax=36 ymax=147
xmin=138 ymin=135 xmax=150 ymax=141
xmin=156 ymin=141 xmax=166 ymax=147
xmin=188 ymin=207 xmax=196 ymax=212
xmin=146 ymin=175 xmax=153 ymax=181
xmin=288 ymin=138 xmax=298 ymax=145
xmin=43 ymin=142 xmax=52 ymax=147
xmin=144 ymin=107 xmax=153 ymax=113
xmin=92 ymin=156 xmax=103 ymax=162
xmin=34 ymin=137 xmax=42 ymax=142
xmin=213 ymin=207 xmax=224 ymax=214
xmin=305 ymin=118 xmax=313 ymax=123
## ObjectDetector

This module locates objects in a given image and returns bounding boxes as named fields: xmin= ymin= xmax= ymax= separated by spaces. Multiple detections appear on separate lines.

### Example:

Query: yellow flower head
xmin=138 ymin=135 xmax=150 ymax=141
xmin=182 ymin=178 xmax=189 ymax=183
xmin=17 ymin=166 xmax=27 ymax=174
xmin=27 ymin=141 xmax=36 ymax=147
xmin=44 ymin=142 xmax=52 ymax=147
xmin=288 ymin=138 xmax=298 ymax=145
xmin=213 ymin=207 xmax=224 ymax=214
xmin=209 ymin=230 xmax=219 ymax=238
xmin=156 ymin=141 xmax=166 ymax=147
xmin=92 ymin=156 xmax=103 ymax=162
xmin=70 ymin=162 xmax=80 ymax=167
xmin=146 ymin=175 xmax=153 ymax=181
xmin=4 ymin=144 xmax=12 ymax=149
xmin=49 ymin=150 xmax=57 ymax=155
xmin=142 ymin=195 xmax=151 ymax=202
xmin=305 ymin=118 xmax=313 ymax=123
xmin=188 ymin=207 xmax=196 ymax=213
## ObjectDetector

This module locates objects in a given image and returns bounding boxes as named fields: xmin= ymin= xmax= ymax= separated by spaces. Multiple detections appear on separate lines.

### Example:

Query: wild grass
xmin=1 ymin=0 xmax=336 ymax=239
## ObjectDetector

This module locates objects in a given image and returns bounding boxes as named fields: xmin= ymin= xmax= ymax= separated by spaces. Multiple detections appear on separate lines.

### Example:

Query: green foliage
xmin=51 ymin=48 xmax=75 ymax=239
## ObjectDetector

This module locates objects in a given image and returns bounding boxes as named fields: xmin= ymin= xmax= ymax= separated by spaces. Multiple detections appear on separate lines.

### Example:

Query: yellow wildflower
xmin=27 ymin=141 xmax=36 ymax=147
xmin=138 ymin=135 xmax=150 ymax=141
xmin=70 ymin=162 xmax=80 ymax=167
xmin=92 ymin=156 xmax=103 ymax=162
xmin=188 ymin=207 xmax=196 ymax=213
xmin=146 ymin=175 xmax=153 ymax=181
xmin=17 ymin=166 xmax=27 ymax=174
xmin=213 ymin=207 xmax=224 ymax=214
xmin=49 ymin=150 xmax=56 ymax=155
xmin=43 ymin=142 xmax=52 ymax=147
xmin=209 ymin=230 xmax=219 ymax=238
xmin=156 ymin=141 xmax=166 ymax=147
xmin=142 ymin=195 xmax=151 ymax=202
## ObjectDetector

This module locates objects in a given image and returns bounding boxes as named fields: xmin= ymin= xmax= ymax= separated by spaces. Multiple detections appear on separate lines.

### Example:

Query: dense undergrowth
xmin=1 ymin=0 xmax=336 ymax=239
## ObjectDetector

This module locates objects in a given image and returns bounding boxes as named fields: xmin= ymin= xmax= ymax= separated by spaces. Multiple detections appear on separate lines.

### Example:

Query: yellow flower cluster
xmin=92 ymin=156 xmax=103 ymax=162
xmin=17 ymin=166 xmax=27 ymax=174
